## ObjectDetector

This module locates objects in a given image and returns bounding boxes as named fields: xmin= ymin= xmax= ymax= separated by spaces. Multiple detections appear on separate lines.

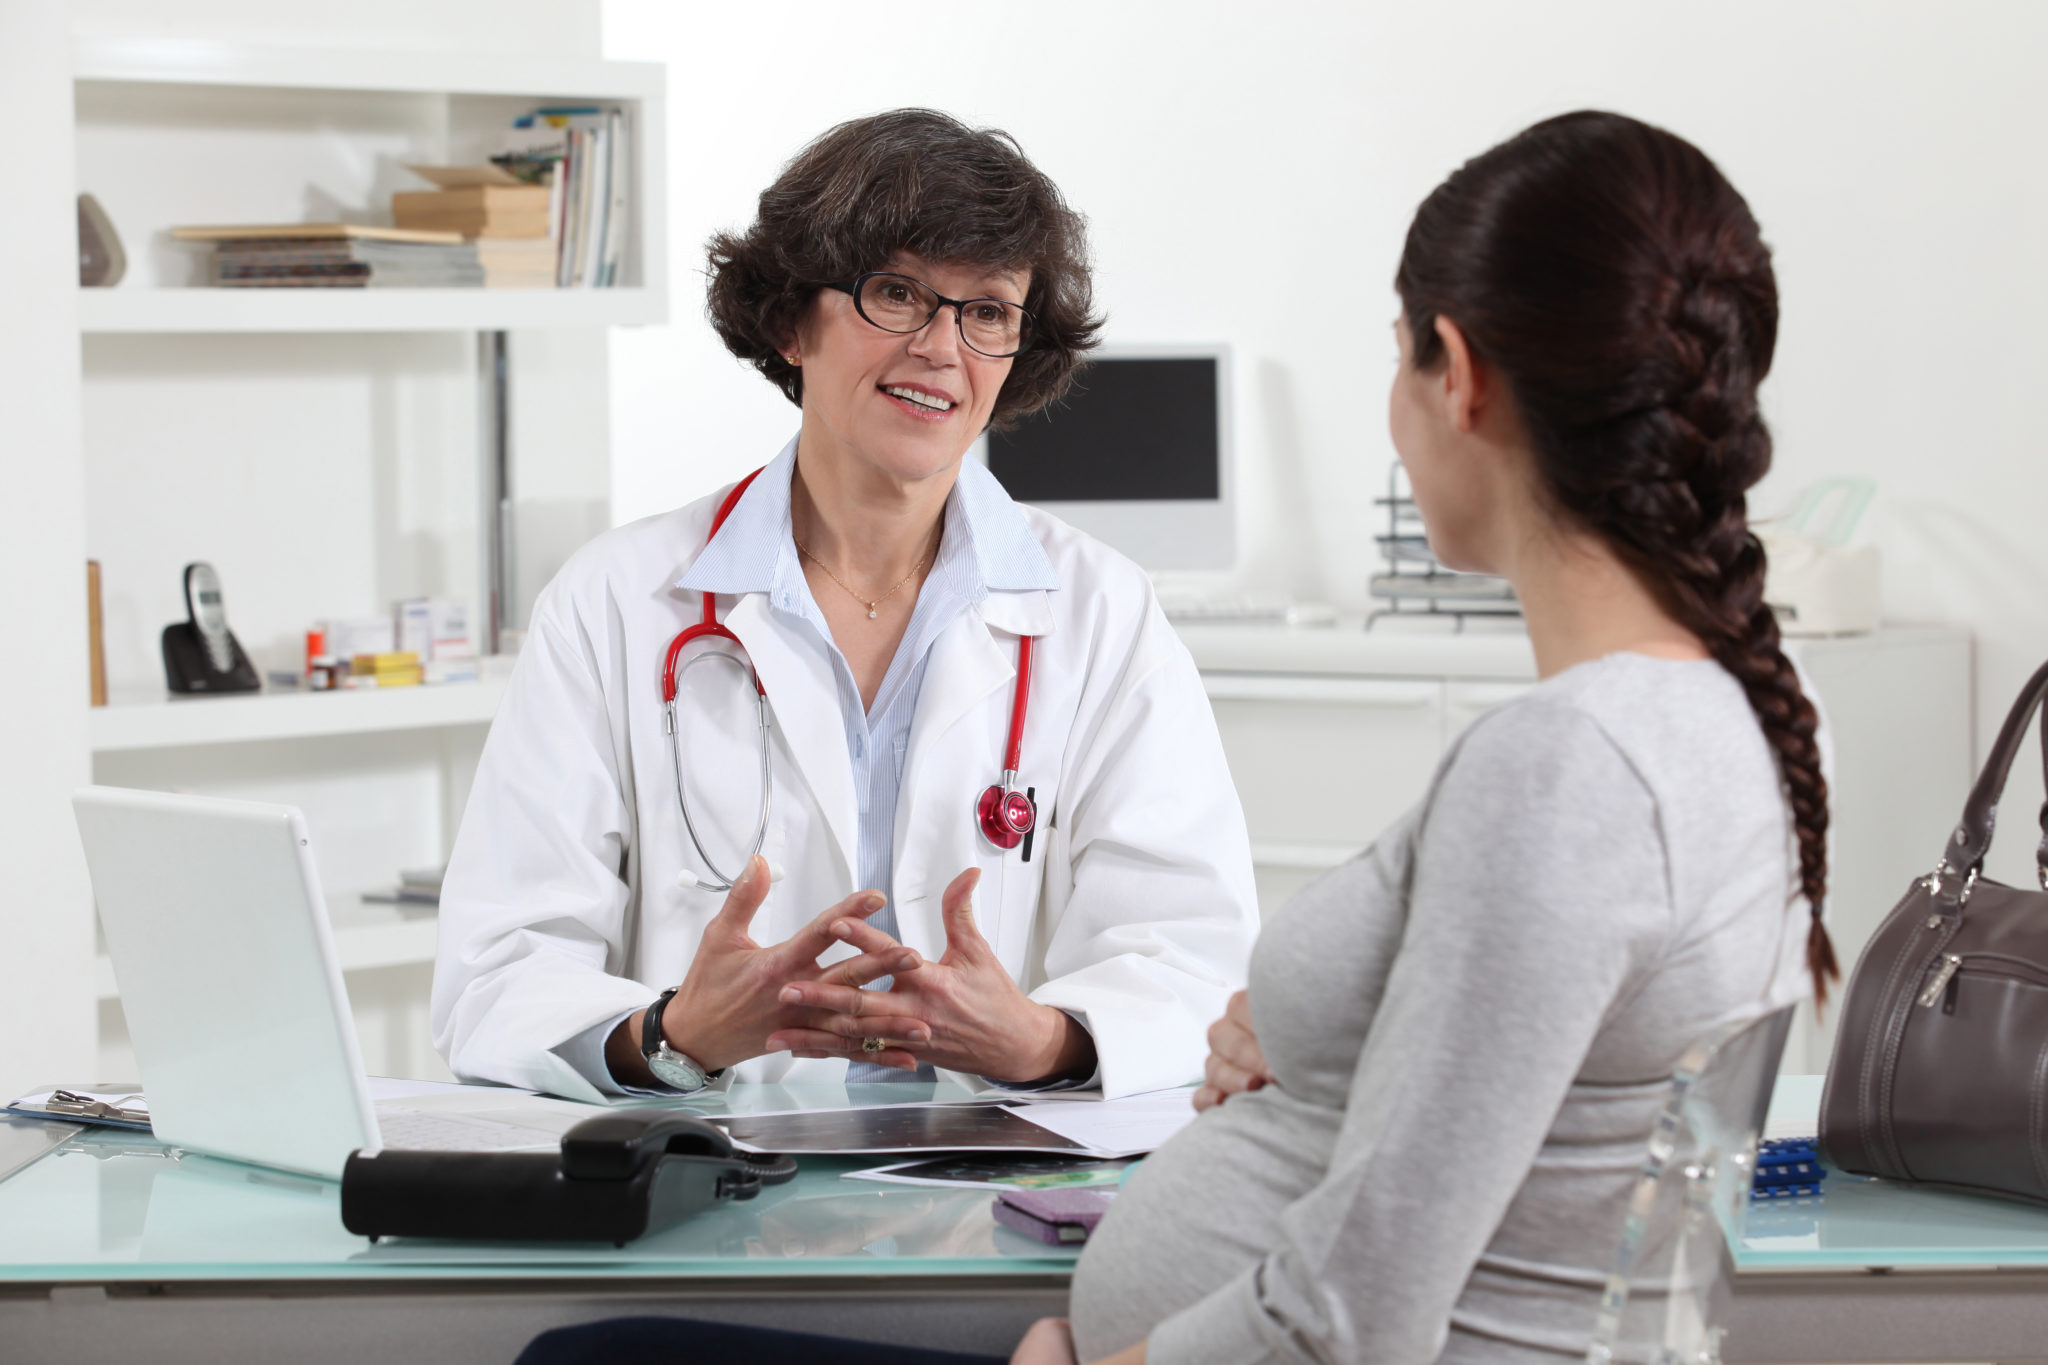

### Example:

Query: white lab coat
xmin=431 ymin=459 xmax=1259 ymax=1102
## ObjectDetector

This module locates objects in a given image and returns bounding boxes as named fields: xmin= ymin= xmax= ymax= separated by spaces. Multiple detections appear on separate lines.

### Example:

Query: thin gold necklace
xmin=794 ymin=528 xmax=940 ymax=620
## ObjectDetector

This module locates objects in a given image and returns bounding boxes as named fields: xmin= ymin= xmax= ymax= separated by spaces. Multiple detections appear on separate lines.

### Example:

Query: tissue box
xmin=1757 ymin=529 xmax=1881 ymax=636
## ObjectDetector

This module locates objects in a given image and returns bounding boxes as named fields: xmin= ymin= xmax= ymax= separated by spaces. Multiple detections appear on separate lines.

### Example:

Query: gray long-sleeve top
xmin=1070 ymin=654 xmax=1815 ymax=1364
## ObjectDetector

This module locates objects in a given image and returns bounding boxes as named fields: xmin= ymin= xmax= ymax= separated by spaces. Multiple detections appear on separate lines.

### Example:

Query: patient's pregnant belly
xmin=1070 ymin=1085 xmax=1340 ymax=1361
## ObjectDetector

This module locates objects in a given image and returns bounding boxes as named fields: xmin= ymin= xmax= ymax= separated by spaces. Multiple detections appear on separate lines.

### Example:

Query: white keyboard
xmin=1158 ymin=593 xmax=1339 ymax=627
xmin=373 ymin=1104 xmax=562 ymax=1152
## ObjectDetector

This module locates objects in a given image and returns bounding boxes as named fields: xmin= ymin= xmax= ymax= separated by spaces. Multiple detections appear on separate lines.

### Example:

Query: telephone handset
xmin=340 ymin=1110 xmax=798 ymax=1246
xmin=561 ymin=1111 xmax=796 ymax=1183
xmin=160 ymin=562 xmax=260 ymax=694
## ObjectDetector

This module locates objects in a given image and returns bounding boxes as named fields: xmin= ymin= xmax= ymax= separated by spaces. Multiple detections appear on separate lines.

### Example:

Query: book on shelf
xmin=363 ymin=864 xmax=444 ymax=911
xmin=393 ymin=164 xmax=554 ymax=242
xmin=493 ymin=105 xmax=629 ymax=289
xmin=87 ymin=560 xmax=107 ymax=708
xmin=392 ymin=185 xmax=551 ymax=238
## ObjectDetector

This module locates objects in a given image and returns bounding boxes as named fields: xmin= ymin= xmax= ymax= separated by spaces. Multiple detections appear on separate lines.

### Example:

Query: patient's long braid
xmin=1396 ymin=110 xmax=1838 ymax=1006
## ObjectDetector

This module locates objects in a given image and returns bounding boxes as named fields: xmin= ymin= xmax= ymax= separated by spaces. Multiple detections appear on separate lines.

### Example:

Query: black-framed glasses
xmin=823 ymin=272 xmax=1035 ymax=358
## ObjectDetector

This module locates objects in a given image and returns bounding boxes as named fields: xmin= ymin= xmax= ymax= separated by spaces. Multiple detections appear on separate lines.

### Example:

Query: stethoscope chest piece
xmin=977 ymin=781 xmax=1036 ymax=851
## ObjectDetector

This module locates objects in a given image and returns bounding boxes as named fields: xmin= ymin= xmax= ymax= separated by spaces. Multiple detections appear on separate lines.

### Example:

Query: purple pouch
xmin=992 ymin=1187 xmax=1115 ymax=1245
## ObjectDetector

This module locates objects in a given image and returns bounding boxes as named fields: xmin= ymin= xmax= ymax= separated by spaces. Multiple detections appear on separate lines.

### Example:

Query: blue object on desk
xmin=1752 ymin=1135 xmax=1825 ymax=1201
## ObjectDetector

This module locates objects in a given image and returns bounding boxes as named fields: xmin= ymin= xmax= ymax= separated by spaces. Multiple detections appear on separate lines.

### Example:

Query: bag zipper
xmin=1917 ymin=954 xmax=1963 ymax=1008
xmin=1917 ymin=952 xmax=2048 ymax=1011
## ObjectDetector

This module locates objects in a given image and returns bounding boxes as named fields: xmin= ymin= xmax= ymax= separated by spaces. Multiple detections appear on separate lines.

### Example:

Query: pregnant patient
xmin=1039 ymin=111 xmax=1840 ymax=1365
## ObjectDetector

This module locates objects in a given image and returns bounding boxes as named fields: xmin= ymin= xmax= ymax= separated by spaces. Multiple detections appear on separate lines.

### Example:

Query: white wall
xmin=604 ymin=0 xmax=2048 ymax=891
xmin=0 ymin=0 xmax=95 ymax=1101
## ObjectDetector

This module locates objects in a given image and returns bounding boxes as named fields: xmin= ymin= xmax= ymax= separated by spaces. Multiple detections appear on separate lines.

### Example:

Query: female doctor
xmin=430 ymin=108 xmax=1259 ymax=1102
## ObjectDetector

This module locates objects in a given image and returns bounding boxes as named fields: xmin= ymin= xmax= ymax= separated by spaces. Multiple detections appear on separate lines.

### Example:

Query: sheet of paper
xmin=8 ymin=1089 xmax=151 ymax=1122
xmin=1003 ymin=1089 xmax=1199 ymax=1158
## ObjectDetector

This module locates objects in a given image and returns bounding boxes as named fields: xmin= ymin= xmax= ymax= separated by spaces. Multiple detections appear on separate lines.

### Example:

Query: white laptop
xmin=72 ymin=786 xmax=574 ymax=1180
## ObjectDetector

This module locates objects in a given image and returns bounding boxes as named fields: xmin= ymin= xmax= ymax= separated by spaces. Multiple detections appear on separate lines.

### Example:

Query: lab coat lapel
xmin=722 ymin=593 xmax=858 ymax=887
xmin=894 ymin=597 xmax=1049 ymax=956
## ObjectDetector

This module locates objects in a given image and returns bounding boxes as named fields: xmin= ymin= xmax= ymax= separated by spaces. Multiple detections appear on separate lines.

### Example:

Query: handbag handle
xmin=1936 ymin=658 xmax=2048 ymax=903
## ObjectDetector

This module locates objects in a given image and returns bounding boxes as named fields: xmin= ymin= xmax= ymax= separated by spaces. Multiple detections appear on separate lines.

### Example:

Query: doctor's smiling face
xmin=787 ymin=251 xmax=1029 ymax=486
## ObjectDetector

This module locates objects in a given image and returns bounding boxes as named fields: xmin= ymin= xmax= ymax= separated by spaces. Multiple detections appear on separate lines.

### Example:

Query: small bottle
xmin=305 ymin=628 xmax=327 ymax=677
xmin=307 ymin=655 xmax=338 ymax=691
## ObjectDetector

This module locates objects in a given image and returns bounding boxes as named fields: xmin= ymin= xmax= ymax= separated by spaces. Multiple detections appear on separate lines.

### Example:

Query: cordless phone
xmin=161 ymin=561 xmax=261 ymax=694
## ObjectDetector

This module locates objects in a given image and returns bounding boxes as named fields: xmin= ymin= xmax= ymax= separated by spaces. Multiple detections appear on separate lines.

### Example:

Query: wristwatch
xmin=641 ymin=988 xmax=722 ymax=1093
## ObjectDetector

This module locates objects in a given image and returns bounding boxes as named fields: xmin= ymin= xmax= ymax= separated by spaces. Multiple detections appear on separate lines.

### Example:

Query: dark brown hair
xmin=1396 ymin=111 xmax=1839 ymax=1005
xmin=705 ymin=108 xmax=1101 ymax=430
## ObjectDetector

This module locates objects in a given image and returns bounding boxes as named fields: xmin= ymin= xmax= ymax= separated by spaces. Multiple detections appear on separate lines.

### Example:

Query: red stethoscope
xmin=661 ymin=469 xmax=1038 ymax=893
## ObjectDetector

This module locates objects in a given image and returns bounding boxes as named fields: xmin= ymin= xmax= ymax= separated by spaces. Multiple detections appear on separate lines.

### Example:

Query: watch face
xmin=647 ymin=1047 xmax=707 ymax=1092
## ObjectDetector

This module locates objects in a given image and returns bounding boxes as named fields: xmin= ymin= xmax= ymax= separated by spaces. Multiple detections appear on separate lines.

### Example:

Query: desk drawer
xmin=1204 ymin=674 xmax=1444 ymax=850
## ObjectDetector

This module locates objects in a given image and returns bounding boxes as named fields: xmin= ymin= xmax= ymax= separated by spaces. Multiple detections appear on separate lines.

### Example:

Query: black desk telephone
xmin=340 ymin=1111 xmax=797 ymax=1246
xmin=161 ymin=561 xmax=260 ymax=694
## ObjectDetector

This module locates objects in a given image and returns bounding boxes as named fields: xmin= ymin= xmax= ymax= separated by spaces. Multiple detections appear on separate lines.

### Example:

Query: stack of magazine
xmin=365 ymin=865 xmax=443 ymax=911
xmin=172 ymin=225 xmax=484 ymax=288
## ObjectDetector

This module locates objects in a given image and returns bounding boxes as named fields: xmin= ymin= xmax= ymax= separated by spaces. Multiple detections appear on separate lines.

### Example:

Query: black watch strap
xmin=641 ymin=987 xmax=679 ymax=1059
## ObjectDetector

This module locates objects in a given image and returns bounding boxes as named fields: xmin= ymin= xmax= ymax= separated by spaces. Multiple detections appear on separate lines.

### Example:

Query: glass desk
xmin=4 ymin=1079 xmax=2048 ymax=1363
xmin=0 ymin=1084 xmax=1078 ymax=1284
xmin=0 ymin=1084 xmax=1074 ymax=1363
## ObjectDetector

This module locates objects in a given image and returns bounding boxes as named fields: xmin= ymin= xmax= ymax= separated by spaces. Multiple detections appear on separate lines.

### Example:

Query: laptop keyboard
xmin=373 ymin=1105 xmax=561 ymax=1152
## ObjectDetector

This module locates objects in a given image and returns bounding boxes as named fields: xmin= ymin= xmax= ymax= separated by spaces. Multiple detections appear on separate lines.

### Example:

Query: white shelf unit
xmin=78 ymin=287 xmax=664 ymax=334
xmin=94 ymin=899 xmax=441 ymax=1001
xmin=91 ymin=677 xmax=509 ymax=752
xmin=73 ymin=41 xmax=662 ymax=1083
xmin=72 ymin=38 xmax=668 ymax=314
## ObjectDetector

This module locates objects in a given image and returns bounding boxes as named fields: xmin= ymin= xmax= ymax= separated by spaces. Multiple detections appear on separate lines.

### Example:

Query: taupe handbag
xmin=1820 ymin=659 xmax=2048 ymax=1205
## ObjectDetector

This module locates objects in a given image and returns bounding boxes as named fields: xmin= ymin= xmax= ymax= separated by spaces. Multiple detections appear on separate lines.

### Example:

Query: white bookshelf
xmin=72 ymin=40 xmax=668 ymax=310
xmin=78 ymin=288 xmax=664 ymax=334
xmin=72 ymin=38 xmax=663 ymax=101
xmin=91 ymin=677 xmax=508 ymax=752
xmin=72 ymin=38 xmax=661 ymax=1082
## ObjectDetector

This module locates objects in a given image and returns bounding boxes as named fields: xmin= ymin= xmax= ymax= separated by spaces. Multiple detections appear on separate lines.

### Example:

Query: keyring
xmin=861 ymin=1036 xmax=886 ymax=1054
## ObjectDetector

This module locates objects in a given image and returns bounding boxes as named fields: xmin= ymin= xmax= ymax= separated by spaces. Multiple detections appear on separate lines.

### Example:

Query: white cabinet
xmin=1180 ymin=623 xmax=1974 ymax=1074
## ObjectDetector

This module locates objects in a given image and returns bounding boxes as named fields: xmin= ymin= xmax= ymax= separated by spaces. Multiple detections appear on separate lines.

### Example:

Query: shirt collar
xmin=677 ymin=436 xmax=1060 ymax=598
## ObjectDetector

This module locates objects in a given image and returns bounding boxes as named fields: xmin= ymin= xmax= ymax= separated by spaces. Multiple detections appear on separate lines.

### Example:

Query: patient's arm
xmin=1193 ymin=989 xmax=1272 ymax=1112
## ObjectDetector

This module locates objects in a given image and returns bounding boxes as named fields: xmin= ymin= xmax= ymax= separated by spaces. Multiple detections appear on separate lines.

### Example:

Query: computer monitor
xmin=981 ymin=344 xmax=1233 ymax=571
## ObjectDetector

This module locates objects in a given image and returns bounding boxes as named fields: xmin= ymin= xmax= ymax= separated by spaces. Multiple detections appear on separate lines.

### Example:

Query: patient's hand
xmin=1193 ymin=989 xmax=1273 ymax=1112
xmin=1011 ymin=1317 xmax=1079 ymax=1365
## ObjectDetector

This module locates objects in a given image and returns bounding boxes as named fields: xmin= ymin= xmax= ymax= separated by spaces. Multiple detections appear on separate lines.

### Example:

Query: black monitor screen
xmin=985 ymin=356 xmax=1219 ymax=502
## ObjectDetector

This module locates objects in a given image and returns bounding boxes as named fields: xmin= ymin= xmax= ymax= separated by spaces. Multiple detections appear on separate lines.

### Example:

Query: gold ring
xmin=861 ymin=1036 xmax=886 ymax=1054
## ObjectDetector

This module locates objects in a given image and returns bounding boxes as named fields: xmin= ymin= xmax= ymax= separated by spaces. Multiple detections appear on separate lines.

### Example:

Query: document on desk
xmin=714 ymin=1103 xmax=1096 ymax=1156
xmin=7 ymin=1088 xmax=151 ymax=1131
xmin=1000 ymin=1089 xmax=1199 ymax=1159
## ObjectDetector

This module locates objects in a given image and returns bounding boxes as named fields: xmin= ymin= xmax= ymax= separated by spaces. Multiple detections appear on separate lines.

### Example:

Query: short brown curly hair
xmin=705 ymin=108 xmax=1102 ymax=431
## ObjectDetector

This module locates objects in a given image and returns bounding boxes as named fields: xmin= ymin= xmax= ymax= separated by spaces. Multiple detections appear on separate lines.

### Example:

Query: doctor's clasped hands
xmin=771 ymin=867 xmax=1097 ymax=1084
xmin=609 ymin=857 xmax=1096 ymax=1086
xmin=605 ymin=857 xmax=924 ymax=1081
